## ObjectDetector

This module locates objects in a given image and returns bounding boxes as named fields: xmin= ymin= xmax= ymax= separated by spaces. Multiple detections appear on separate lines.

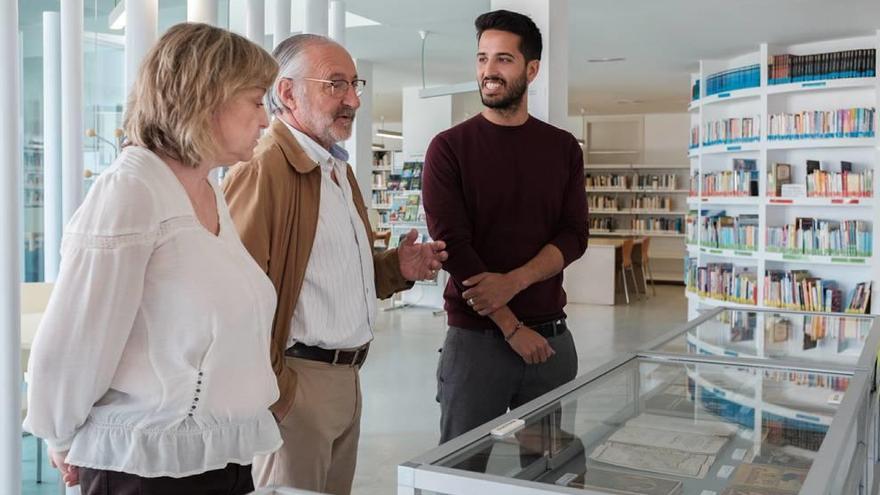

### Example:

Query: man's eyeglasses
xmin=302 ymin=77 xmax=367 ymax=97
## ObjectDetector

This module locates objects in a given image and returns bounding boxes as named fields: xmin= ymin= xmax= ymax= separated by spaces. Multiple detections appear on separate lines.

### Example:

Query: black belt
xmin=285 ymin=342 xmax=369 ymax=367
xmin=472 ymin=318 xmax=568 ymax=339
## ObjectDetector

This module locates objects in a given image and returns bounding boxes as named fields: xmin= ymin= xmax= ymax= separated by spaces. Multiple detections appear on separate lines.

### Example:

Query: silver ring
xmin=468 ymin=298 xmax=475 ymax=306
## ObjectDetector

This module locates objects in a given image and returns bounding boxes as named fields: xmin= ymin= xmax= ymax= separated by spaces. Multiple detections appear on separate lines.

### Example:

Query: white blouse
xmin=23 ymin=147 xmax=282 ymax=478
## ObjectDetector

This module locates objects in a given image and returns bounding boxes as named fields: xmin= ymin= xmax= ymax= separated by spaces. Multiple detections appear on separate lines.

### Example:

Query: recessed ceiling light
xmin=615 ymin=99 xmax=643 ymax=105
xmin=588 ymin=57 xmax=626 ymax=63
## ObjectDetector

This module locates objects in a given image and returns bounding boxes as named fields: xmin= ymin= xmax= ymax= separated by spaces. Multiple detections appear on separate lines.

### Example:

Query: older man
xmin=223 ymin=34 xmax=447 ymax=494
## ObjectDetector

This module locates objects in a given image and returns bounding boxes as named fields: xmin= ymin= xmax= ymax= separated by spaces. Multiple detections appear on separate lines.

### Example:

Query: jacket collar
xmin=269 ymin=118 xmax=319 ymax=174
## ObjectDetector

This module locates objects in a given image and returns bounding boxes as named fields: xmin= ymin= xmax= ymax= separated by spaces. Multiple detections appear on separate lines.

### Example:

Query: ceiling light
xmin=376 ymin=129 xmax=403 ymax=140
xmin=109 ymin=2 xmax=125 ymax=30
xmin=588 ymin=57 xmax=625 ymax=63
xmin=345 ymin=11 xmax=381 ymax=28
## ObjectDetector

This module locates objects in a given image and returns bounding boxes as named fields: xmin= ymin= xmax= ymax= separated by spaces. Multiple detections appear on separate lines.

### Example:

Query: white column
xmin=273 ymin=0 xmax=291 ymax=48
xmin=328 ymin=0 xmax=345 ymax=45
xmin=303 ymin=0 xmax=328 ymax=36
xmin=246 ymin=0 xmax=266 ymax=47
xmin=62 ymin=0 xmax=84 ymax=226
xmin=0 ymin=0 xmax=22 ymax=492
xmin=43 ymin=12 xmax=62 ymax=282
xmin=347 ymin=59 xmax=371 ymax=205
xmin=187 ymin=0 xmax=219 ymax=25
xmin=489 ymin=0 xmax=568 ymax=127
xmin=124 ymin=0 xmax=158 ymax=95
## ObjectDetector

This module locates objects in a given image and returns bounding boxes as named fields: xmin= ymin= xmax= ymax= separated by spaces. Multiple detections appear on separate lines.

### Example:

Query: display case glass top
xmin=429 ymin=357 xmax=855 ymax=495
xmin=650 ymin=308 xmax=875 ymax=369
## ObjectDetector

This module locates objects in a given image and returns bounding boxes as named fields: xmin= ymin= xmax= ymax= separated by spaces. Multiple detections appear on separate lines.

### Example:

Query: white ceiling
xmin=342 ymin=0 xmax=880 ymax=119
xmin=17 ymin=0 xmax=880 ymax=120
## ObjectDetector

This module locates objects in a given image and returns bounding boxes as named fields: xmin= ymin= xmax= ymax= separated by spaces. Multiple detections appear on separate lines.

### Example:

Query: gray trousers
xmin=436 ymin=325 xmax=578 ymax=444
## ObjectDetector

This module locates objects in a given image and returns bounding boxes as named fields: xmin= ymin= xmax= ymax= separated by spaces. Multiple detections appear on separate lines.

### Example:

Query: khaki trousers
xmin=253 ymin=356 xmax=362 ymax=495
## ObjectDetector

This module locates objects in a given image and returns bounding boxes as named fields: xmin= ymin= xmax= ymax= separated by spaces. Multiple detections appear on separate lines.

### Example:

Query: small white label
xmin=717 ymin=465 xmax=735 ymax=479
xmin=732 ymin=448 xmax=747 ymax=461
xmin=490 ymin=418 xmax=525 ymax=438
xmin=555 ymin=473 xmax=578 ymax=486
xmin=828 ymin=392 xmax=844 ymax=405
xmin=700 ymin=491 xmax=718 ymax=495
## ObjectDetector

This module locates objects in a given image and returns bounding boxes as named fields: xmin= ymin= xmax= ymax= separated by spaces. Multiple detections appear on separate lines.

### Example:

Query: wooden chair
xmin=635 ymin=236 xmax=656 ymax=297
xmin=619 ymin=239 xmax=640 ymax=304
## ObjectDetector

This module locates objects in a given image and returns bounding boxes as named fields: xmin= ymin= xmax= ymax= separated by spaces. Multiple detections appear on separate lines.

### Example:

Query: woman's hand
xmin=49 ymin=450 xmax=79 ymax=487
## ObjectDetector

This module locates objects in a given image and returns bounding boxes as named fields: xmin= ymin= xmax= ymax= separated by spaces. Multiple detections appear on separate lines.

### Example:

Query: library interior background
xmin=4 ymin=0 xmax=880 ymax=494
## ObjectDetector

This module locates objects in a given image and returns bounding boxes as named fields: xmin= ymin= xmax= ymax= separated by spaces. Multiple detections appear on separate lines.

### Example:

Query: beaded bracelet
xmin=504 ymin=321 xmax=524 ymax=342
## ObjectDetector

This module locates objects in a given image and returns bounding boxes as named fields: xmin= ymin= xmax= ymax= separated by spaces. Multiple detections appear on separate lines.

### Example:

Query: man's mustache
xmin=335 ymin=107 xmax=356 ymax=119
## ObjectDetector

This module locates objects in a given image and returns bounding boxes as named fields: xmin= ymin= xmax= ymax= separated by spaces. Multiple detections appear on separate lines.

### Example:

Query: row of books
xmin=591 ymin=196 xmax=678 ymax=211
xmin=768 ymin=49 xmax=877 ymax=85
xmin=585 ymin=174 xmax=678 ymax=190
xmin=705 ymin=64 xmax=760 ymax=96
xmin=765 ymin=218 xmax=872 ymax=257
xmin=805 ymin=170 xmax=874 ymax=197
xmin=372 ymin=190 xmax=394 ymax=205
xmin=689 ymin=126 xmax=699 ymax=149
xmin=703 ymin=117 xmax=761 ymax=146
xmin=585 ymin=174 xmax=630 ymax=189
xmin=763 ymin=313 xmax=868 ymax=352
xmin=631 ymin=196 xmax=674 ymax=210
xmin=767 ymin=161 xmax=874 ymax=198
xmin=590 ymin=217 xmax=684 ymax=234
xmin=764 ymin=270 xmax=872 ymax=314
xmin=693 ymin=170 xmax=759 ymax=197
xmin=700 ymin=213 xmax=759 ymax=250
xmin=686 ymin=260 xmax=758 ymax=305
xmin=628 ymin=217 xmax=683 ymax=233
xmin=766 ymin=107 xmax=875 ymax=140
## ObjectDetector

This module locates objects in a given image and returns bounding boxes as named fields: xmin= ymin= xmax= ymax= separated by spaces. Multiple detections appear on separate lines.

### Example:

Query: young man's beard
xmin=480 ymin=71 xmax=528 ymax=112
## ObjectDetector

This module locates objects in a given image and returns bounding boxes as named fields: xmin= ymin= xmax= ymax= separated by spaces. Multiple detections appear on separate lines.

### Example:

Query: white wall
xmin=402 ymin=87 xmax=452 ymax=161
xmin=643 ymin=113 xmax=689 ymax=165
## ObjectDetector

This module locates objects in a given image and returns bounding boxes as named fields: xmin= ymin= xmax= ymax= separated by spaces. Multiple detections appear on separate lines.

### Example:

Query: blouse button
xmin=196 ymin=389 xmax=201 ymax=393
xmin=188 ymin=413 xmax=193 ymax=417
xmin=194 ymin=397 xmax=199 ymax=402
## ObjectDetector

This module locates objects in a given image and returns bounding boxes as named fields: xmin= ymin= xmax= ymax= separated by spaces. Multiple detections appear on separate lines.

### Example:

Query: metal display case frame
xmin=399 ymin=307 xmax=880 ymax=495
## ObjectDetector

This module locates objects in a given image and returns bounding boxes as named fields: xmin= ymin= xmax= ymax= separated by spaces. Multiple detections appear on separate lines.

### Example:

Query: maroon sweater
xmin=423 ymin=114 xmax=589 ymax=330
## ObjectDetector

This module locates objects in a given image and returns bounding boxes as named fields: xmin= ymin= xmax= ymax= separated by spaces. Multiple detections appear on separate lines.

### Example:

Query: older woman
xmin=23 ymin=23 xmax=280 ymax=495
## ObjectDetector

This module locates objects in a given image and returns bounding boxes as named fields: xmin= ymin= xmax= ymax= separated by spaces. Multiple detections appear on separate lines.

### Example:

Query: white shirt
xmin=283 ymin=122 xmax=377 ymax=350
xmin=23 ymin=147 xmax=281 ymax=478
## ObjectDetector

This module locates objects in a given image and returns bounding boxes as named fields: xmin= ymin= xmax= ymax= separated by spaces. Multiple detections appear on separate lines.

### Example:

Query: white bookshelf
xmin=583 ymin=114 xmax=691 ymax=283
xmin=686 ymin=33 xmax=880 ymax=317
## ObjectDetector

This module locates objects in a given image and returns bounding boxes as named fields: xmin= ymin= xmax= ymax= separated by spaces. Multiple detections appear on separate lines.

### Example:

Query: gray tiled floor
xmin=20 ymin=285 xmax=687 ymax=495
xmin=354 ymin=284 xmax=688 ymax=495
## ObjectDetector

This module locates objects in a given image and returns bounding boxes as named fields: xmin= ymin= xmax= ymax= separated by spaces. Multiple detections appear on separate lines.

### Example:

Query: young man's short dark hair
xmin=474 ymin=9 xmax=542 ymax=62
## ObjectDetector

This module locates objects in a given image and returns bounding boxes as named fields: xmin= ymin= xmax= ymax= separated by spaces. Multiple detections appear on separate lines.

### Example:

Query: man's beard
xmin=480 ymin=72 xmax=528 ymax=111
xmin=304 ymin=102 xmax=357 ymax=146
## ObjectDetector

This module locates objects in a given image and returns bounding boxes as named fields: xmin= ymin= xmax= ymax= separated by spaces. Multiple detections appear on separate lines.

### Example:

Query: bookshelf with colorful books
xmin=686 ymin=33 xmax=880 ymax=317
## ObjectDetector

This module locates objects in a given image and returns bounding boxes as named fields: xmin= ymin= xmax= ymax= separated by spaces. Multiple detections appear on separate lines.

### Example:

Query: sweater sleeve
xmin=23 ymin=171 xmax=156 ymax=452
xmin=422 ymin=134 xmax=489 ymax=283
xmin=548 ymin=138 xmax=589 ymax=267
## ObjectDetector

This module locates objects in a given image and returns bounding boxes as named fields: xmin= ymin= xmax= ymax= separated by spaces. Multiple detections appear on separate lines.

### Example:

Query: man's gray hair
xmin=266 ymin=34 xmax=339 ymax=115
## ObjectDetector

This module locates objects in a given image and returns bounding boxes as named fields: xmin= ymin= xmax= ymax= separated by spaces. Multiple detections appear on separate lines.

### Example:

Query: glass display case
xmin=400 ymin=308 xmax=878 ymax=495
xmin=644 ymin=308 xmax=880 ymax=372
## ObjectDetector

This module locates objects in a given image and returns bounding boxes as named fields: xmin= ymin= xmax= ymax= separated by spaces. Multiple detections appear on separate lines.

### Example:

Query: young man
xmin=422 ymin=9 xmax=588 ymax=443
xmin=223 ymin=34 xmax=447 ymax=494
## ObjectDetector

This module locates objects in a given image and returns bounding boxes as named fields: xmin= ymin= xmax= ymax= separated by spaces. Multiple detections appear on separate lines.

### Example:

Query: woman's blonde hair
xmin=124 ymin=23 xmax=278 ymax=167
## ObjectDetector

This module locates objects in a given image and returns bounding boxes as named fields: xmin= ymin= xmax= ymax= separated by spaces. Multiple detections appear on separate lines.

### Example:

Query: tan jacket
xmin=223 ymin=119 xmax=412 ymax=420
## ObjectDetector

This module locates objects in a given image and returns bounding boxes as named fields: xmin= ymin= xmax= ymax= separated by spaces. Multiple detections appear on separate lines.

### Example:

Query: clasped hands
xmin=463 ymin=272 xmax=555 ymax=365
